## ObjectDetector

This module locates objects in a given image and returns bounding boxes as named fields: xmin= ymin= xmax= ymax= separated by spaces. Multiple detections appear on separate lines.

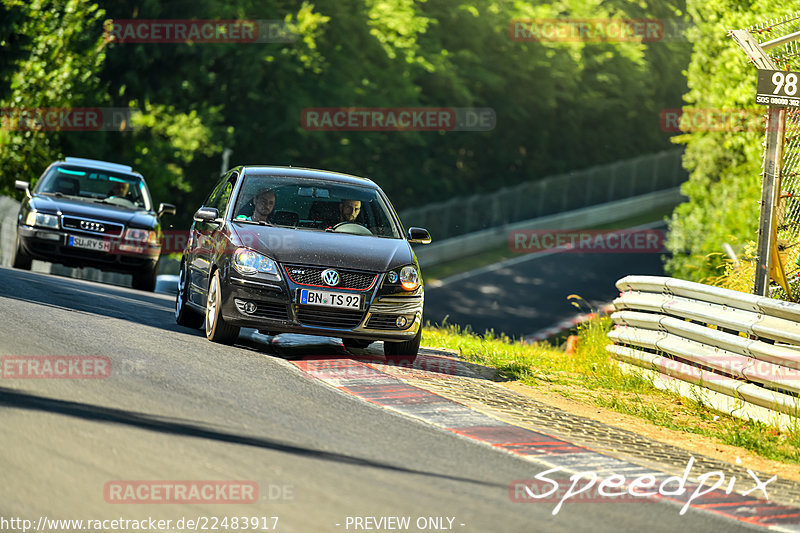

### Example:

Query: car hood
xmin=230 ymin=223 xmax=414 ymax=272
xmin=30 ymin=195 xmax=156 ymax=228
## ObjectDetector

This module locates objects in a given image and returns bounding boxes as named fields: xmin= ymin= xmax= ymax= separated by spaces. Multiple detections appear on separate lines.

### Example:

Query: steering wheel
xmin=331 ymin=221 xmax=373 ymax=235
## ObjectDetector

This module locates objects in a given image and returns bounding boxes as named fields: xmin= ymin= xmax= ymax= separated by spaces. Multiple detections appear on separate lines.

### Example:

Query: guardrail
xmin=400 ymin=149 xmax=686 ymax=241
xmin=606 ymin=275 xmax=800 ymax=426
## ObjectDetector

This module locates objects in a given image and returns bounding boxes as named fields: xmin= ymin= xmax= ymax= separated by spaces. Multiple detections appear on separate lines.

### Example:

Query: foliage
xmin=0 ymin=0 xmax=107 ymax=191
xmin=663 ymin=0 xmax=799 ymax=282
xmin=1 ymin=0 xmax=690 ymax=229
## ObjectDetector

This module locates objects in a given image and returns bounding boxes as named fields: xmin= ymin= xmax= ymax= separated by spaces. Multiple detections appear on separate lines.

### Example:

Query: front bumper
xmin=17 ymin=225 xmax=160 ymax=272
xmin=220 ymin=273 xmax=423 ymax=341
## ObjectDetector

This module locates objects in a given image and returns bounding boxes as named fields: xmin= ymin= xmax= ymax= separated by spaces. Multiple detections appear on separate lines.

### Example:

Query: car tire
xmin=343 ymin=338 xmax=373 ymax=350
xmin=383 ymin=327 xmax=421 ymax=363
xmin=131 ymin=263 xmax=157 ymax=292
xmin=11 ymin=235 xmax=32 ymax=270
xmin=205 ymin=269 xmax=240 ymax=344
xmin=175 ymin=261 xmax=203 ymax=328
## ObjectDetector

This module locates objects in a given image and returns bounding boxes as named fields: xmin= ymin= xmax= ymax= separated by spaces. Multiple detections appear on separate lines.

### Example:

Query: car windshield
xmin=232 ymin=175 xmax=402 ymax=239
xmin=36 ymin=165 xmax=151 ymax=210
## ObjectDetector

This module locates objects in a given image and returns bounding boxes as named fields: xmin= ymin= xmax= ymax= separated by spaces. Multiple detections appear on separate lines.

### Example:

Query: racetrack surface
xmin=0 ymin=267 xmax=768 ymax=532
xmin=423 ymin=225 xmax=668 ymax=339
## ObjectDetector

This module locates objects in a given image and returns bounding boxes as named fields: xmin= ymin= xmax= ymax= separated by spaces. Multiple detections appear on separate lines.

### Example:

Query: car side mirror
xmin=15 ymin=180 xmax=31 ymax=199
xmin=407 ymin=227 xmax=431 ymax=244
xmin=193 ymin=207 xmax=220 ymax=224
xmin=158 ymin=203 xmax=177 ymax=217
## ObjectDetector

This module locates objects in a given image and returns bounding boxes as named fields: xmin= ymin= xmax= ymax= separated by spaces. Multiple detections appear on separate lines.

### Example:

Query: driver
xmin=108 ymin=181 xmax=130 ymax=198
xmin=250 ymin=188 xmax=276 ymax=223
xmin=338 ymin=199 xmax=361 ymax=223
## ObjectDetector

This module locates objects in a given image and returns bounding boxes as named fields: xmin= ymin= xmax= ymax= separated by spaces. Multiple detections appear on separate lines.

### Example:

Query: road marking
xmin=293 ymin=357 xmax=800 ymax=529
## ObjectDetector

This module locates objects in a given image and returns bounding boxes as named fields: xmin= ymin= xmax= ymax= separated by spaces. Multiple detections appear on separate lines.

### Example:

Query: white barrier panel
xmin=607 ymin=275 xmax=800 ymax=424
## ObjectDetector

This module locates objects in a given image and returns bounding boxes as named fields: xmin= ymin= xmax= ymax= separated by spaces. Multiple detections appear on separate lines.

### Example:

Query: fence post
xmin=730 ymin=27 xmax=793 ymax=296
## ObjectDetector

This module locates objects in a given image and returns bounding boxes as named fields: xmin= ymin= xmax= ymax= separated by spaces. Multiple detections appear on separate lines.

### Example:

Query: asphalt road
xmin=0 ymin=267 xmax=759 ymax=532
xmin=424 ymin=227 xmax=668 ymax=339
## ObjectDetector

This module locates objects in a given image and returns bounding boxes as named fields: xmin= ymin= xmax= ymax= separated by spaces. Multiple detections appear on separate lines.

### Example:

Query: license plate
xmin=298 ymin=289 xmax=361 ymax=309
xmin=68 ymin=235 xmax=110 ymax=252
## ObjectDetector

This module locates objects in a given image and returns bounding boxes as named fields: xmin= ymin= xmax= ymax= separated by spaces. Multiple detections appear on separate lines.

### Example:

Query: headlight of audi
xmin=233 ymin=248 xmax=281 ymax=280
xmin=399 ymin=265 xmax=420 ymax=291
xmin=25 ymin=210 xmax=59 ymax=229
xmin=124 ymin=228 xmax=159 ymax=246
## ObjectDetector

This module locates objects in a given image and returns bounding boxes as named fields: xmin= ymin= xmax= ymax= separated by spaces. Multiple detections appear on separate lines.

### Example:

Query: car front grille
xmin=296 ymin=307 xmax=365 ymax=329
xmin=62 ymin=216 xmax=124 ymax=237
xmin=284 ymin=264 xmax=377 ymax=290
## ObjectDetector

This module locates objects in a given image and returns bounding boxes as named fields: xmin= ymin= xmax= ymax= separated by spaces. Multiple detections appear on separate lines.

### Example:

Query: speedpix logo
xmin=510 ymin=457 xmax=776 ymax=516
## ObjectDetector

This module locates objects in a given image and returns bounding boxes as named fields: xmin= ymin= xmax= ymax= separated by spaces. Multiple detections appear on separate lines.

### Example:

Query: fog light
xmin=387 ymin=271 xmax=398 ymax=283
xmin=244 ymin=302 xmax=257 ymax=314
xmin=395 ymin=315 xmax=408 ymax=328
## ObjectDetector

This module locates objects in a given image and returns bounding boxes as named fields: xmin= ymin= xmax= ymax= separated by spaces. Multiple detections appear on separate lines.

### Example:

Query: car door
xmin=188 ymin=171 xmax=239 ymax=305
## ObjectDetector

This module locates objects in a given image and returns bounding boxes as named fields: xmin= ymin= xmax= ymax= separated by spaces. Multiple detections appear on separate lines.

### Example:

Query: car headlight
xmin=399 ymin=265 xmax=420 ymax=291
xmin=25 ymin=210 xmax=59 ymax=229
xmin=233 ymin=248 xmax=281 ymax=280
xmin=124 ymin=228 xmax=159 ymax=246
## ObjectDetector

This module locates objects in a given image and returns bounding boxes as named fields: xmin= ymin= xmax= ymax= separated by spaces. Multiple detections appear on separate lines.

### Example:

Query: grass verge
xmin=421 ymin=315 xmax=800 ymax=465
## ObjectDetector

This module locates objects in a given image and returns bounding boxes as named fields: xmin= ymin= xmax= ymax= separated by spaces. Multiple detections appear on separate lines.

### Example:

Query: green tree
xmin=0 ymin=0 xmax=107 ymax=193
xmin=664 ymin=0 xmax=797 ymax=282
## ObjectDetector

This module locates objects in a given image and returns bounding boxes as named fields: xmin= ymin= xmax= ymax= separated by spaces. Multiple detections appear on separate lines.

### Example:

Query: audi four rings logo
xmin=321 ymin=269 xmax=340 ymax=286
xmin=80 ymin=220 xmax=105 ymax=232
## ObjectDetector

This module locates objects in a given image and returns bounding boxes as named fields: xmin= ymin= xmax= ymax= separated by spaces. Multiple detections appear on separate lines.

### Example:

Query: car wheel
xmin=205 ymin=269 xmax=240 ymax=344
xmin=11 ymin=235 xmax=32 ymax=270
xmin=383 ymin=327 xmax=421 ymax=363
xmin=343 ymin=338 xmax=373 ymax=350
xmin=175 ymin=261 xmax=203 ymax=328
xmin=131 ymin=263 xmax=157 ymax=292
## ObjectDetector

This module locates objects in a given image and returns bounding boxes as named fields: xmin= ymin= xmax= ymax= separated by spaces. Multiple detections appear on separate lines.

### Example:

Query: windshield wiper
xmin=235 ymin=219 xmax=272 ymax=227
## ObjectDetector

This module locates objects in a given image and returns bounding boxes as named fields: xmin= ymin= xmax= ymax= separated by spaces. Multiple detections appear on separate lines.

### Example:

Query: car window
xmin=36 ymin=165 xmax=151 ymax=210
xmin=203 ymin=174 xmax=229 ymax=207
xmin=231 ymin=175 xmax=402 ymax=238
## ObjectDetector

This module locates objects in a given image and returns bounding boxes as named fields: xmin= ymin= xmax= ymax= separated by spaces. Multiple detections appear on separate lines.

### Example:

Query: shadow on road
xmin=0 ymin=386 xmax=503 ymax=489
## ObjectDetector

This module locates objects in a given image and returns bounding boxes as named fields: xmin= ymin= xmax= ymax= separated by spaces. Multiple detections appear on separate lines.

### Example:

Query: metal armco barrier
xmin=607 ymin=275 xmax=800 ymax=420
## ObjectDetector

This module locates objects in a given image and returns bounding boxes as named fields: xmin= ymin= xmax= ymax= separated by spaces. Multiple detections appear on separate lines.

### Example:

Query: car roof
xmin=237 ymin=166 xmax=379 ymax=188
xmin=54 ymin=157 xmax=143 ymax=178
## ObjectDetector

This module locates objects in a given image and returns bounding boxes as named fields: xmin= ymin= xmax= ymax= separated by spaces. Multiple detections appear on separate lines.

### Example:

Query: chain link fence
xmin=746 ymin=13 xmax=800 ymax=296
xmin=757 ymin=15 xmax=800 ymax=261
xmin=399 ymin=149 xmax=686 ymax=241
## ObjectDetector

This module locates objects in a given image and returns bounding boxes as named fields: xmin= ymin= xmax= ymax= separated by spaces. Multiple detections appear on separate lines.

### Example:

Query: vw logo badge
xmin=321 ymin=269 xmax=340 ymax=287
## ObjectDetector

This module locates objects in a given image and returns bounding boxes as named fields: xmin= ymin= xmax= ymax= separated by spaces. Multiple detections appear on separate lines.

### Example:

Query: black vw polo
xmin=12 ymin=157 xmax=176 ymax=291
xmin=175 ymin=166 xmax=431 ymax=360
